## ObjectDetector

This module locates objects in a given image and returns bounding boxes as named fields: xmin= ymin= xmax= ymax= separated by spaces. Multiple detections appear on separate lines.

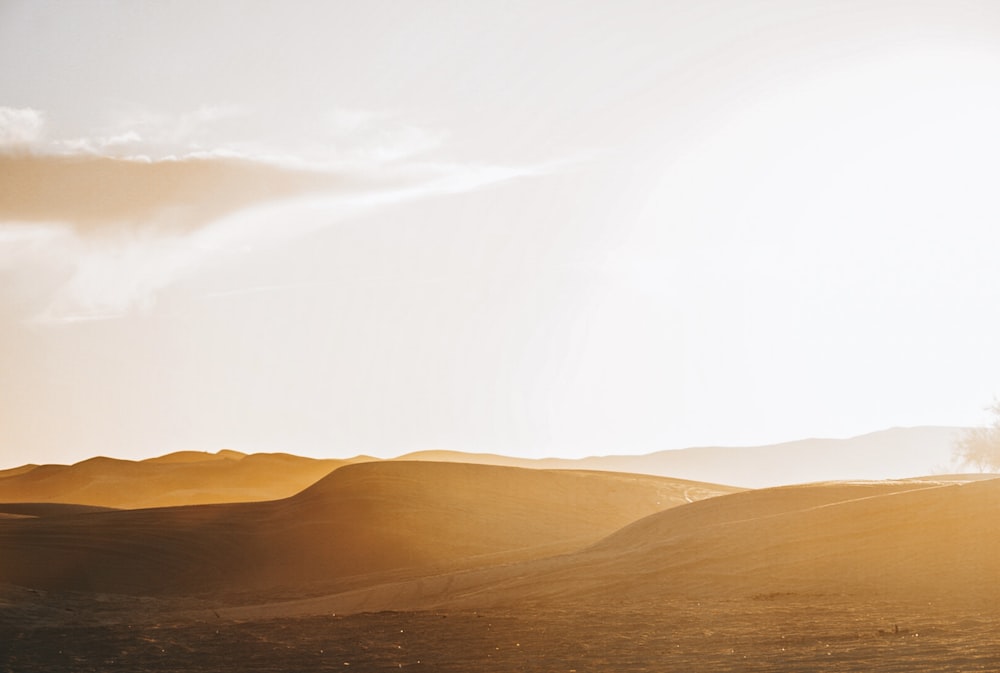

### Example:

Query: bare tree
xmin=954 ymin=399 xmax=1000 ymax=472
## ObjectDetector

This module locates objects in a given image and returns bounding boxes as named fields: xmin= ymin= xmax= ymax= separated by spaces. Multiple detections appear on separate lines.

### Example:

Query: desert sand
xmin=1 ymin=454 xmax=998 ymax=672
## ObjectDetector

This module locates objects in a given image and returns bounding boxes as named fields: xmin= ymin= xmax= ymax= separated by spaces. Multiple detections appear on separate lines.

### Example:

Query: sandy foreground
xmin=1 ymin=460 xmax=999 ymax=671
xmin=2 ymin=592 xmax=1000 ymax=672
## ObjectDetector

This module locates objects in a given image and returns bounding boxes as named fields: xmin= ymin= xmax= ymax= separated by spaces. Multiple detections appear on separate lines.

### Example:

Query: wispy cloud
xmin=17 ymin=162 xmax=548 ymax=325
xmin=46 ymin=104 xmax=250 ymax=160
xmin=38 ymin=104 xmax=448 ymax=172
xmin=0 ymin=105 xmax=576 ymax=324
xmin=27 ymin=231 xmax=194 ymax=324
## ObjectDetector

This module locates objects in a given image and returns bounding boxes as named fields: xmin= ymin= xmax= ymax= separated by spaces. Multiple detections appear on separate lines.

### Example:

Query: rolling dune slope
xmin=238 ymin=477 xmax=1000 ymax=617
xmin=0 ymin=426 xmax=964 ymax=510
xmin=0 ymin=461 xmax=738 ymax=596
xmin=497 ymin=476 xmax=1000 ymax=607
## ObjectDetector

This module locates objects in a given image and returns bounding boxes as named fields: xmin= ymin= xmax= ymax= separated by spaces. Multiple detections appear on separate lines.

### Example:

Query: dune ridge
xmin=0 ymin=426 xmax=965 ymax=511
xmin=219 ymin=476 xmax=1000 ymax=619
xmin=0 ymin=461 xmax=737 ymax=596
xmin=0 ymin=426 xmax=967 ymax=512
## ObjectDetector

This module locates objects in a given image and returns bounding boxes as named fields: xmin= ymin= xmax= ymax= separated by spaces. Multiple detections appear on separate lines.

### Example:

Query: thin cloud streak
xmin=13 ymin=104 xmax=450 ymax=172
xmin=0 ymin=103 xmax=581 ymax=323
xmin=4 ymin=154 xmax=571 ymax=325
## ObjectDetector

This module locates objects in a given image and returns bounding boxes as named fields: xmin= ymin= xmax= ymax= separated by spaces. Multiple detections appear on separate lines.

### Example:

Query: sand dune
xmin=6 ymin=444 xmax=995 ymax=623
xmin=142 ymin=449 xmax=248 ymax=464
xmin=0 ymin=452 xmax=364 ymax=509
xmin=226 ymin=476 xmax=1000 ymax=618
xmin=0 ymin=464 xmax=40 ymax=479
xmin=1 ymin=426 xmax=965 ymax=511
xmin=568 ymin=478 xmax=999 ymax=602
xmin=0 ymin=461 xmax=736 ymax=596
xmin=5 ymin=467 xmax=998 ymax=673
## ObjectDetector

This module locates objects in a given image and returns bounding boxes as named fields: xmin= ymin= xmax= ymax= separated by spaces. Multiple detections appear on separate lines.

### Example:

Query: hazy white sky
xmin=2 ymin=0 xmax=1000 ymax=466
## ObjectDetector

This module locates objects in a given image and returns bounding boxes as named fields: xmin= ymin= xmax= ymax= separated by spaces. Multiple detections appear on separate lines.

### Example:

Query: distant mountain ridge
xmin=0 ymin=426 xmax=971 ymax=508
xmin=398 ymin=426 xmax=969 ymax=488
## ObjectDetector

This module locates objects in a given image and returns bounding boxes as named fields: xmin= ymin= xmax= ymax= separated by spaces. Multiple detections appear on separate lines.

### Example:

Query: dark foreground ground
xmin=2 ymin=593 xmax=999 ymax=672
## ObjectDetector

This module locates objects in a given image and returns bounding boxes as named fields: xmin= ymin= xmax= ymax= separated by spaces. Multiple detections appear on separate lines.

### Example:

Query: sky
xmin=2 ymin=0 xmax=1000 ymax=467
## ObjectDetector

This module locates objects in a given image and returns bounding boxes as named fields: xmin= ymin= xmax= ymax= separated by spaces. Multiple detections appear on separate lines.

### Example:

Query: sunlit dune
xmin=230 ymin=476 xmax=1000 ymax=618
xmin=0 ymin=464 xmax=40 ymax=479
xmin=0 ymin=452 xmax=367 ymax=508
xmin=0 ymin=461 xmax=736 ymax=596
xmin=571 ymin=478 xmax=1000 ymax=603
xmin=142 ymin=449 xmax=247 ymax=464
xmin=3 ymin=467 xmax=1000 ymax=672
xmin=0 ymin=427 xmax=967 ymax=512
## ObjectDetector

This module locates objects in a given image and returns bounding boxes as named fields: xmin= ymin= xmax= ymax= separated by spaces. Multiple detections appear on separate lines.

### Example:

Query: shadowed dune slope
xmin=0 ymin=503 xmax=116 ymax=518
xmin=493 ymin=477 xmax=1000 ymax=607
xmin=0 ymin=453 xmax=365 ymax=509
xmin=237 ymin=477 xmax=1000 ymax=617
xmin=0 ymin=461 xmax=738 ymax=595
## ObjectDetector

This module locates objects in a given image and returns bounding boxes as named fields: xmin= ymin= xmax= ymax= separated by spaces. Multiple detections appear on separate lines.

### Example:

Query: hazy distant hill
xmin=0 ymin=426 xmax=972 ymax=509
xmin=399 ymin=426 xmax=969 ymax=488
